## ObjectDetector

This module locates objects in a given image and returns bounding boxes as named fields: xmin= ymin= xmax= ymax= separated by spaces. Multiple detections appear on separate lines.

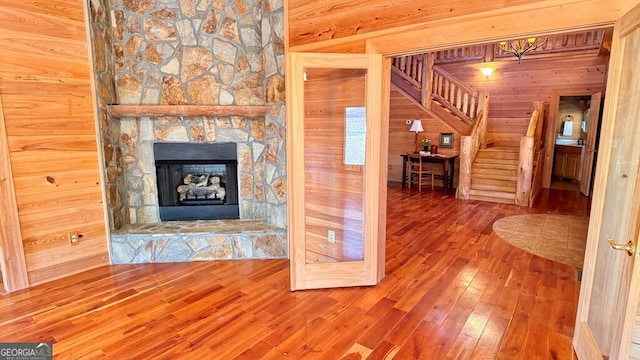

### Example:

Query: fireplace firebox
xmin=154 ymin=142 xmax=239 ymax=221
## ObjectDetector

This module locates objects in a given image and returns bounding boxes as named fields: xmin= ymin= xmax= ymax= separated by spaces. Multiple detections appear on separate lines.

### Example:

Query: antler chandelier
xmin=497 ymin=37 xmax=548 ymax=63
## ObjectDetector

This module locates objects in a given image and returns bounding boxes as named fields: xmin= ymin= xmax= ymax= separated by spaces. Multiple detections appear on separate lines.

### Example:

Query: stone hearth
xmin=111 ymin=219 xmax=287 ymax=263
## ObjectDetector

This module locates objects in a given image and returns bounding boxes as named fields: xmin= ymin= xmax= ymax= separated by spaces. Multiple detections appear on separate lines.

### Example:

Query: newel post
xmin=457 ymin=136 xmax=473 ymax=200
xmin=516 ymin=136 xmax=534 ymax=206
xmin=422 ymin=53 xmax=434 ymax=110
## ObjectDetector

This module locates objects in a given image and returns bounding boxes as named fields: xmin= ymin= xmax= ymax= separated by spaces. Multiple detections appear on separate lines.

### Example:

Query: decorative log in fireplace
xmin=154 ymin=142 xmax=239 ymax=221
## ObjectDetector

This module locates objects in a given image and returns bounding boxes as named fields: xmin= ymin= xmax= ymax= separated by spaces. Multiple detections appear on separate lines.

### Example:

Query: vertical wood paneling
xmin=0 ymin=0 xmax=108 ymax=287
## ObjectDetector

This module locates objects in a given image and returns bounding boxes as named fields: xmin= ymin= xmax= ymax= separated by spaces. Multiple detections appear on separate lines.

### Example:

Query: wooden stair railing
xmin=391 ymin=55 xmax=424 ymax=90
xmin=456 ymin=93 xmax=490 ymax=200
xmin=391 ymin=54 xmax=480 ymax=132
xmin=516 ymin=101 xmax=545 ymax=206
xmin=430 ymin=66 xmax=480 ymax=126
xmin=432 ymin=29 xmax=605 ymax=64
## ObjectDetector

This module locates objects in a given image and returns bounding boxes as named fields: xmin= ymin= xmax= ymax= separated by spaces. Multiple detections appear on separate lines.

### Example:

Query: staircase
xmin=468 ymin=146 xmax=519 ymax=203
xmin=392 ymin=53 xmax=546 ymax=206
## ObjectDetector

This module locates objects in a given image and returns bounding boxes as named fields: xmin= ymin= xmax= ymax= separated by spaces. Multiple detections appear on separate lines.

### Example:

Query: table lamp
xmin=409 ymin=120 xmax=424 ymax=153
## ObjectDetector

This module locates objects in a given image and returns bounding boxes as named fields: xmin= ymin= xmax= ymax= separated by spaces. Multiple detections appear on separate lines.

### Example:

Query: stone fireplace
xmin=118 ymin=114 xmax=284 ymax=225
xmin=154 ymin=142 xmax=239 ymax=221
xmin=110 ymin=113 xmax=288 ymax=264
xmin=87 ymin=0 xmax=288 ymax=264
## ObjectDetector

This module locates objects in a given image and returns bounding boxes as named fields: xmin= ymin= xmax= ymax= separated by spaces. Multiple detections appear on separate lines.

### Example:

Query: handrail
xmin=516 ymin=101 xmax=545 ymax=206
xmin=525 ymin=110 xmax=539 ymax=137
xmin=456 ymin=93 xmax=490 ymax=200
xmin=431 ymin=66 xmax=480 ymax=125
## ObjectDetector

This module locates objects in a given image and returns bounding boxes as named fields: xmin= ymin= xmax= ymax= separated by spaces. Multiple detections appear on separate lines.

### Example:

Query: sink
xmin=556 ymin=139 xmax=579 ymax=145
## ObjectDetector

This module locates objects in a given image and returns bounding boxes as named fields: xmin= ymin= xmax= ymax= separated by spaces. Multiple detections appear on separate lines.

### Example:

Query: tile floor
xmin=493 ymin=213 xmax=589 ymax=268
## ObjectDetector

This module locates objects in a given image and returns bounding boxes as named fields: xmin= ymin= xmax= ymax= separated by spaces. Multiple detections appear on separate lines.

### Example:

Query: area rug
xmin=493 ymin=214 xmax=589 ymax=268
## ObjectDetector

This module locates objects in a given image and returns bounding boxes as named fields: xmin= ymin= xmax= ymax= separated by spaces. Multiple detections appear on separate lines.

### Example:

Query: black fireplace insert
xmin=154 ymin=142 xmax=239 ymax=221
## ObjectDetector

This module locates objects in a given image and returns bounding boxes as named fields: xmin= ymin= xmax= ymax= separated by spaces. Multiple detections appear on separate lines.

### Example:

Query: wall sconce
xmin=498 ymin=37 xmax=547 ymax=63
xmin=409 ymin=119 xmax=424 ymax=153
xmin=480 ymin=67 xmax=495 ymax=78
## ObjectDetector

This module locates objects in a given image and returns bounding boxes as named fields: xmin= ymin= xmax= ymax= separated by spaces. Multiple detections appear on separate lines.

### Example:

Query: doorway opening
xmin=545 ymin=91 xmax=604 ymax=199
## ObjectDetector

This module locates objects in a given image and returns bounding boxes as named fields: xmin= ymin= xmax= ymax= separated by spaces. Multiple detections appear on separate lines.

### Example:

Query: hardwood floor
xmin=0 ymin=185 xmax=588 ymax=359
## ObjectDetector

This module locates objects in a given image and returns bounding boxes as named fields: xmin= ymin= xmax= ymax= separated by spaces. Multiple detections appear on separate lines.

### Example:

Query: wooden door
xmin=579 ymin=92 xmax=602 ymax=196
xmin=573 ymin=4 xmax=640 ymax=359
xmin=286 ymin=52 xmax=389 ymax=290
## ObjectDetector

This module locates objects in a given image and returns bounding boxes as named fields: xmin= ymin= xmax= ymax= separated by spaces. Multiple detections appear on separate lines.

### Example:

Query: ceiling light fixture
xmin=498 ymin=37 xmax=548 ymax=63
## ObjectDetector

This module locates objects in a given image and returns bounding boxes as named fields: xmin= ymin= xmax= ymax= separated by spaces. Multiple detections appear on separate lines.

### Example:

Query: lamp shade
xmin=409 ymin=120 xmax=424 ymax=133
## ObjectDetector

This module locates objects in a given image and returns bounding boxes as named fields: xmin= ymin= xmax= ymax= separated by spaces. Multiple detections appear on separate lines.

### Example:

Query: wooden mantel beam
xmin=107 ymin=105 xmax=271 ymax=118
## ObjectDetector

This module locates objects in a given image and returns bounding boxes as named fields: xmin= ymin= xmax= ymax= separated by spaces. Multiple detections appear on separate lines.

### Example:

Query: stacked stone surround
xmin=88 ymin=0 xmax=125 ymax=230
xmin=85 ymin=0 xmax=287 ymax=263
xmin=120 ymin=112 xmax=287 ymax=225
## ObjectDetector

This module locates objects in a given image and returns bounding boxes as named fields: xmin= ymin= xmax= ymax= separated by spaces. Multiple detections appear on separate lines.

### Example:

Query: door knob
xmin=608 ymin=239 xmax=635 ymax=256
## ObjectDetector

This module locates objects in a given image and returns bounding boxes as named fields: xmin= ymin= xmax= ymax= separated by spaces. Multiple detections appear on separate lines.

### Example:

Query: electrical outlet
xmin=328 ymin=230 xmax=336 ymax=244
xmin=68 ymin=232 xmax=79 ymax=246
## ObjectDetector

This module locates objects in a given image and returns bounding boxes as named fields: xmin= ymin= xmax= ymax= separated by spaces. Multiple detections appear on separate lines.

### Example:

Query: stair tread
xmin=477 ymin=151 xmax=519 ymax=158
xmin=471 ymin=178 xmax=517 ymax=186
xmin=478 ymin=146 xmax=519 ymax=153
xmin=471 ymin=184 xmax=516 ymax=192
xmin=473 ymin=161 xmax=519 ymax=168
xmin=471 ymin=173 xmax=518 ymax=182
xmin=468 ymin=194 xmax=516 ymax=204
xmin=472 ymin=168 xmax=518 ymax=175
xmin=469 ymin=189 xmax=517 ymax=199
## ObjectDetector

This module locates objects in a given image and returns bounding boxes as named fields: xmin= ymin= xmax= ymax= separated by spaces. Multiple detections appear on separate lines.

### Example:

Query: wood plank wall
xmin=439 ymin=52 xmax=608 ymax=147
xmin=388 ymin=88 xmax=460 ymax=186
xmin=303 ymin=69 xmax=367 ymax=263
xmin=0 ymin=0 xmax=108 ymax=287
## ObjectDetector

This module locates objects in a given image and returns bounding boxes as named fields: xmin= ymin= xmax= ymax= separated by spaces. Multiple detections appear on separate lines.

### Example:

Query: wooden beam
xmin=0 ymin=95 xmax=29 ymax=292
xmin=291 ymin=0 xmax=634 ymax=55
xmin=107 ymin=105 xmax=271 ymax=118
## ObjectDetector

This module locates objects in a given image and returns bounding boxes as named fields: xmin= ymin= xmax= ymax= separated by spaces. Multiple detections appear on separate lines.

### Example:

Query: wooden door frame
xmin=286 ymin=52 xmax=389 ymax=290
xmin=542 ymin=90 xmax=603 ymax=190
xmin=580 ymin=92 xmax=602 ymax=196
xmin=0 ymin=95 xmax=29 ymax=292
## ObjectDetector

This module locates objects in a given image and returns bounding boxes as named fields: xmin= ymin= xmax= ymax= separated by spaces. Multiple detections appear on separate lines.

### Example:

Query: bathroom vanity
xmin=554 ymin=144 xmax=585 ymax=181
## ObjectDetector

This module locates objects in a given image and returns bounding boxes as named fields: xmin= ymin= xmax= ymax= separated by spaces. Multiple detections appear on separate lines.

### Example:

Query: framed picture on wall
xmin=440 ymin=133 xmax=454 ymax=148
